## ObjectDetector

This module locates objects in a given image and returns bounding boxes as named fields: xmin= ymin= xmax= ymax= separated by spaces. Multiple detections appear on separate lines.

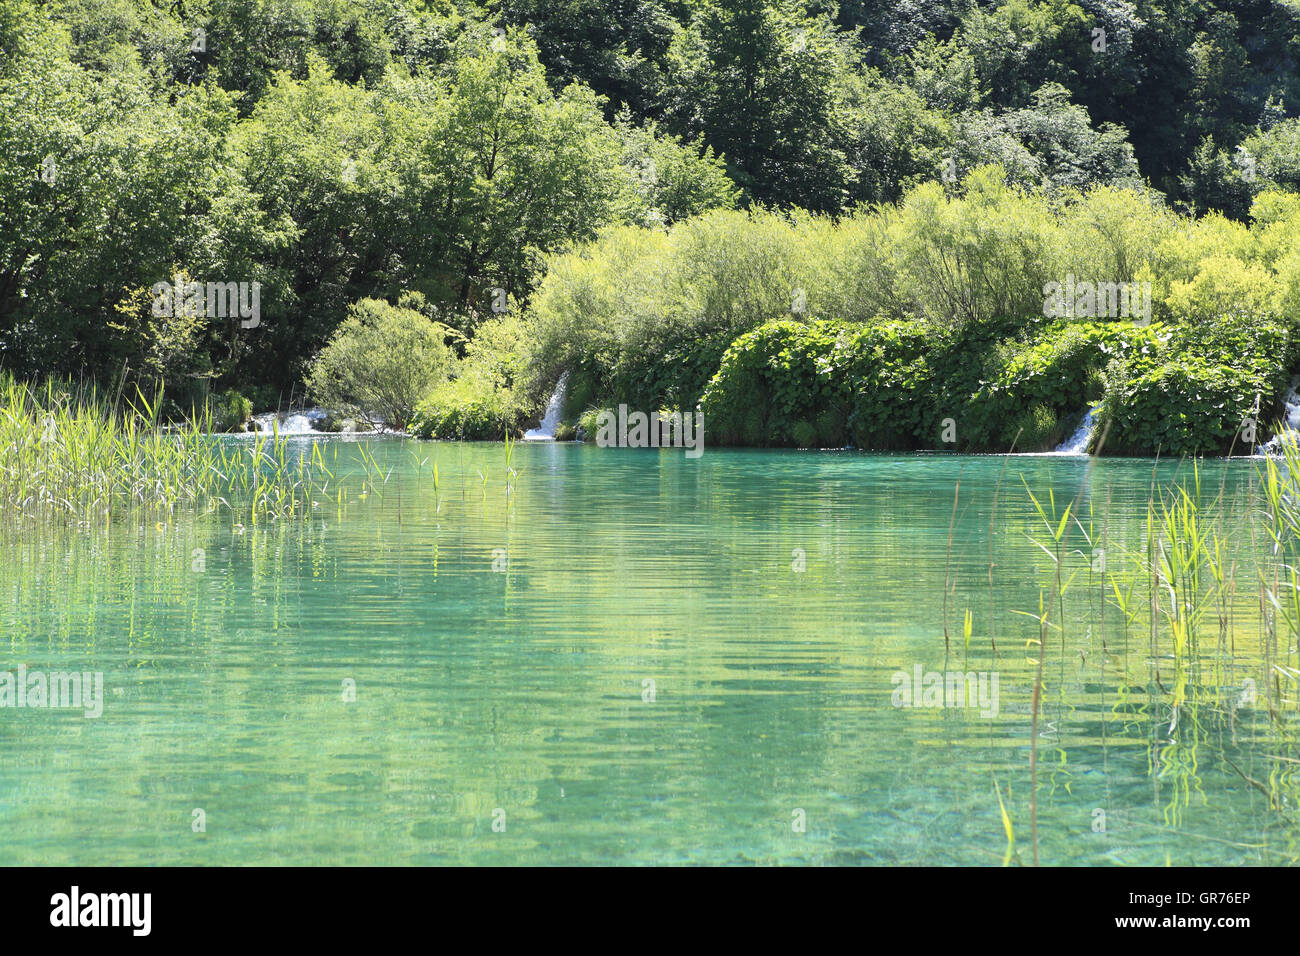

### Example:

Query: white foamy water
xmin=1051 ymin=405 xmax=1099 ymax=456
xmin=1260 ymin=382 xmax=1300 ymax=456
xmin=233 ymin=408 xmax=385 ymax=437
xmin=250 ymin=408 xmax=328 ymax=435
xmin=524 ymin=372 xmax=569 ymax=441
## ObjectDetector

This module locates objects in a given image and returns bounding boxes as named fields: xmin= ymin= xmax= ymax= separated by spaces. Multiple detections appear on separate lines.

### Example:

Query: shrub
xmin=1101 ymin=316 xmax=1297 ymax=456
xmin=1103 ymin=357 xmax=1264 ymax=457
xmin=701 ymin=319 xmax=933 ymax=448
xmin=524 ymin=172 xmax=1300 ymax=454
xmin=524 ymin=211 xmax=810 ymax=416
xmin=702 ymin=321 xmax=854 ymax=447
xmin=847 ymin=350 xmax=934 ymax=450
xmin=576 ymin=407 xmax=606 ymax=442
xmin=1012 ymin=403 xmax=1063 ymax=452
xmin=704 ymin=315 xmax=1184 ymax=452
xmin=523 ymin=171 xmax=1198 ymax=418
xmin=965 ymin=320 xmax=1165 ymax=450
xmin=411 ymin=374 xmax=521 ymax=441
xmin=209 ymin=389 xmax=253 ymax=433
xmin=305 ymin=298 xmax=455 ymax=431
xmin=884 ymin=168 xmax=1060 ymax=326
xmin=1164 ymin=257 xmax=1276 ymax=323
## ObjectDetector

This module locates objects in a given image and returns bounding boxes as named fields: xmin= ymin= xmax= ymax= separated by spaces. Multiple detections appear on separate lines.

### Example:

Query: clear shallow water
xmin=1 ymin=442 xmax=1296 ymax=865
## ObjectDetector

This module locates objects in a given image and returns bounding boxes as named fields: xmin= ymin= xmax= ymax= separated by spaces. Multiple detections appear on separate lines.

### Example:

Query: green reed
xmin=1015 ymin=440 xmax=1300 ymax=863
xmin=0 ymin=377 xmax=337 ymax=531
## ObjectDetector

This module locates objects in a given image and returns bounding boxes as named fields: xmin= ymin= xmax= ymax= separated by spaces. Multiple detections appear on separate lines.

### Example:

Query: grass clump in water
xmin=0 ymin=376 xmax=337 ymax=530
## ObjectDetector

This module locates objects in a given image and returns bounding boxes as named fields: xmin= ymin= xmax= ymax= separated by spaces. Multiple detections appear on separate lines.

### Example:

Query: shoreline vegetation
xmin=4 ymin=1 xmax=1300 ymax=460
xmin=90 ymin=179 xmax=1300 ymax=459
xmin=23 ymin=174 xmax=1299 ymax=458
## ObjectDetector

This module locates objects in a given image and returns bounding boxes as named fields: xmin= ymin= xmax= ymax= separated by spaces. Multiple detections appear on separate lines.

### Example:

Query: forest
xmin=4 ymin=0 xmax=1300 ymax=452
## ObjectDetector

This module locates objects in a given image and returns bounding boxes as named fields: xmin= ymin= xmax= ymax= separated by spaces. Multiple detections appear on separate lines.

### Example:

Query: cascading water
xmin=250 ymin=408 xmax=328 ymax=435
xmin=1260 ymin=381 xmax=1300 ymax=456
xmin=524 ymin=372 xmax=569 ymax=441
xmin=1053 ymin=405 xmax=1099 ymax=455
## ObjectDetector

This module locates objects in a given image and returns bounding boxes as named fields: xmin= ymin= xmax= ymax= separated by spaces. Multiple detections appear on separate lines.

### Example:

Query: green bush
xmin=1103 ymin=358 xmax=1263 ymax=456
xmin=521 ymin=173 xmax=1299 ymax=426
xmin=523 ymin=178 xmax=1300 ymax=456
xmin=1011 ymin=403 xmax=1063 ymax=452
xmin=701 ymin=321 xmax=853 ymax=447
xmin=1101 ymin=316 xmax=1297 ymax=456
xmin=209 ymin=389 xmax=253 ymax=433
xmin=701 ymin=319 xmax=935 ymax=448
xmin=847 ymin=351 xmax=934 ymax=450
xmin=965 ymin=320 xmax=1165 ymax=450
xmin=305 ymin=298 xmax=455 ymax=431
xmin=411 ymin=375 xmax=521 ymax=441
xmin=702 ymin=314 xmax=1213 ymax=453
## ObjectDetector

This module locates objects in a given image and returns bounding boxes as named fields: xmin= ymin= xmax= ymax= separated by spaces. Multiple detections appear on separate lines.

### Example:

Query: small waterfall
xmin=1054 ymin=405 xmax=1099 ymax=455
xmin=524 ymin=372 xmax=568 ymax=441
xmin=1260 ymin=382 xmax=1300 ymax=456
xmin=250 ymin=408 xmax=328 ymax=435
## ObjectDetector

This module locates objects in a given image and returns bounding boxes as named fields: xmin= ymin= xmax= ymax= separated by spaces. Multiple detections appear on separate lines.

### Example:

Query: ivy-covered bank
xmin=412 ymin=310 xmax=1295 ymax=456
xmin=697 ymin=316 xmax=1294 ymax=455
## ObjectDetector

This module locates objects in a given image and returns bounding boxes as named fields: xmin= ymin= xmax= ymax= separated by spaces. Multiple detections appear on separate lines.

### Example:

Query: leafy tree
xmin=231 ymin=56 xmax=393 ymax=382
xmin=841 ymin=67 xmax=953 ymax=204
xmin=305 ymin=296 xmax=455 ymax=428
xmin=203 ymin=0 xmax=394 ymax=107
xmin=663 ymin=0 xmax=861 ymax=211
xmin=1237 ymin=119 xmax=1300 ymax=197
xmin=388 ymin=30 xmax=630 ymax=313
xmin=0 ymin=2 xmax=278 ymax=380
xmin=1178 ymin=136 xmax=1254 ymax=219
xmin=497 ymin=0 xmax=679 ymax=120
xmin=611 ymin=114 xmax=741 ymax=226
xmin=953 ymin=83 xmax=1142 ymax=193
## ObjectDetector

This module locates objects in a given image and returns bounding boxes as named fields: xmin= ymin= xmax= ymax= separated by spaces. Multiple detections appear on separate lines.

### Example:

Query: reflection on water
xmin=0 ymin=442 xmax=1296 ymax=864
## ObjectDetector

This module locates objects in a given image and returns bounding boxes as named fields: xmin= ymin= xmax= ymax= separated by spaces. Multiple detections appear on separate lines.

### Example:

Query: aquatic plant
xmin=0 ymin=377 xmax=338 ymax=531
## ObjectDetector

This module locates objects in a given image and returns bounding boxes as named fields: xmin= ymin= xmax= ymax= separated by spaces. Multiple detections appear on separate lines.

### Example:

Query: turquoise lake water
xmin=0 ymin=440 xmax=1295 ymax=865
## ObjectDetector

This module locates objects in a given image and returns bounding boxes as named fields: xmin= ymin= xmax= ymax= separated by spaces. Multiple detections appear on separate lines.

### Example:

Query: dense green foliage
xmin=4 ymin=0 xmax=1300 ymax=455
xmin=700 ymin=319 xmax=934 ymax=447
xmin=1 ymin=0 xmax=734 ymax=393
xmin=210 ymin=388 xmax=254 ymax=432
xmin=411 ymin=373 xmax=522 ymax=440
xmin=531 ymin=180 xmax=1300 ymax=450
xmin=965 ymin=320 xmax=1165 ymax=450
xmin=305 ymin=296 xmax=456 ymax=429
xmin=698 ymin=315 xmax=1293 ymax=455
xmin=1102 ymin=317 xmax=1298 ymax=456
